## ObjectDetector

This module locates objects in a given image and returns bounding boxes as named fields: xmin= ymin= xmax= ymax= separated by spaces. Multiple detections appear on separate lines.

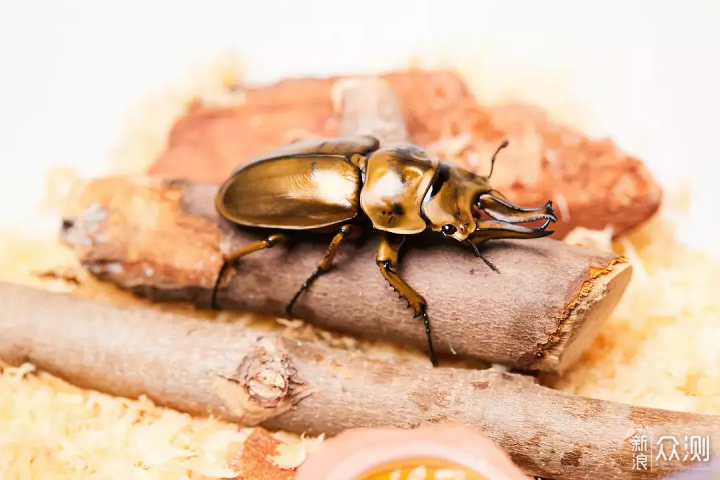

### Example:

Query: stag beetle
xmin=212 ymin=136 xmax=557 ymax=366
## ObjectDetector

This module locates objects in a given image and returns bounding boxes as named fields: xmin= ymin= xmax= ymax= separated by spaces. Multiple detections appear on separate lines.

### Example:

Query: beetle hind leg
xmin=376 ymin=233 xmax=438 ymax=367
xmin=211 ymin=233 xmax=287 ymax=310
xmin=285 ymin=224 xmax=360 ymax=317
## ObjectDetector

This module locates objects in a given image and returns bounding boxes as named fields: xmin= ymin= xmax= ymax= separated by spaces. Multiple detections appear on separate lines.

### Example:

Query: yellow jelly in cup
xmin=355 ymin=457 xmax=490 ymax=480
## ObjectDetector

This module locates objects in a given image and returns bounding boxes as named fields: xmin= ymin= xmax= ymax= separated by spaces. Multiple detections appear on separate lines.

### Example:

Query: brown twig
xmin=1 ymin=282 xmax=717 ymax=480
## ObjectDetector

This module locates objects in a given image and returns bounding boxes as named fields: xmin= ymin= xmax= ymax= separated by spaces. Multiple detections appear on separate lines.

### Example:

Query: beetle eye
xmin=441 ymin=224 xmax=457 ymax=236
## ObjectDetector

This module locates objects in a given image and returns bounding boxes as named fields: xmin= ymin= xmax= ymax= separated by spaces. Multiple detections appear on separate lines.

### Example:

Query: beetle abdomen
xmin=360 ymin=143 xmax=439 ymax=234
xmin=216 ymin=155 xmax=362 ymax=230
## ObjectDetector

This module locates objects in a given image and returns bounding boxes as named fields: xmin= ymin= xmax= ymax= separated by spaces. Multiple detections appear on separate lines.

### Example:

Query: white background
xmin=1 ymin=1 xmax=719 ymax=254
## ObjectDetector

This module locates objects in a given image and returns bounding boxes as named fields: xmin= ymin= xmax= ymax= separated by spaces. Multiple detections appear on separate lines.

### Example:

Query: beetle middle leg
xmin=211 ymin=233 xmax=287 ymax=310
xmin=376 ymin=232 xmax=438 ymax=367
xmin=285 ymin=224 xmax=361 ymax=316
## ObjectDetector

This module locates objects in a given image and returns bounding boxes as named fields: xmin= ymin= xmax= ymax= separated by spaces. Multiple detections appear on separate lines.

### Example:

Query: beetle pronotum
xmin=212 ymin=136 xmax=557 ymax=366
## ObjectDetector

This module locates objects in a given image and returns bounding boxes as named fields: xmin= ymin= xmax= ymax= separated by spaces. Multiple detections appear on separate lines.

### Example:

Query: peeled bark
xmin=148 ymin=70 xmax=663 ymax=239
xmin=0 ymin=282 xmax=716 ymax=480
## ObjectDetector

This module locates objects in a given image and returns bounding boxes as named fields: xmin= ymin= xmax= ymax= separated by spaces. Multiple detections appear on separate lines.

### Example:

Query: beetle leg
xmin=376 ymin=233 xmax=438 ymax=367
xmin=211 ymin=233 xmax=287 ymax=310
xmin=285 ymin=224 xmax=360 ymax=317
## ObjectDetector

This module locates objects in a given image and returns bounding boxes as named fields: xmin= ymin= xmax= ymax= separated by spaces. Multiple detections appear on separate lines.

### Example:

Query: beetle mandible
xmin=212 ymin=135 xmax=557 ymax=366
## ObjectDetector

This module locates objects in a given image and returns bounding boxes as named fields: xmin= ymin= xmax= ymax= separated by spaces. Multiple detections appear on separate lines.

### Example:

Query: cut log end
xmin=536 ymin=257 xmax=634 ymax=373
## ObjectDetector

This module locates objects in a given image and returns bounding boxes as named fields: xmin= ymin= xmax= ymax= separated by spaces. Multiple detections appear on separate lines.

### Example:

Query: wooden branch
xmin=1 ymin=282 xmax=717 ymax=480
xmin=59 ymin=175 xmax=632 ymax=373
xmin=59 ymin=77 xmax=632 ymax=373
xmin=332 ymin=77 xmax=409 ymax=142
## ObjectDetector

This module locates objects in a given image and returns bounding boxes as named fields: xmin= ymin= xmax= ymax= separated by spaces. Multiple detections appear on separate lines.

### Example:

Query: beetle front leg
xmin=285 ymin=224 xmax=361 ymax=317
xmin=211 ymin=233 xmax=287 ymax=310
xmin=376 ymin=233 xmax=438 ymax=367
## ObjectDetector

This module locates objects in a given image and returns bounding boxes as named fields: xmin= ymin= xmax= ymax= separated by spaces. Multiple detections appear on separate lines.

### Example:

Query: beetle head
xmin=421 ymin=140 xmax=557 ymax=245
xmin=421 ymin=161 xmax=486 ymax=241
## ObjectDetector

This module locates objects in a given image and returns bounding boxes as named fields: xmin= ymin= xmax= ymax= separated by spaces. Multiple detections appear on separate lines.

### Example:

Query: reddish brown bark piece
xmin=60 ymin=175 xmax=631 ymax=373
xmin=148 ymin=70 xmax=662 ymax=238
xmin=1 ymin=282 xmax=717 ymax=480
xmin=227 ymin=428 xmax=295 ymax=480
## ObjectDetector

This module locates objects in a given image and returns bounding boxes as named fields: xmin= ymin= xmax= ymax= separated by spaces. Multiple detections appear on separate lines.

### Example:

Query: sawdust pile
xmin=0 ymin=361 xmax=323 ymax=480
xmin=0 ymin=363 xmax=245 ymax=479
xmin=556 ymin=213 xmax=720 ymax=414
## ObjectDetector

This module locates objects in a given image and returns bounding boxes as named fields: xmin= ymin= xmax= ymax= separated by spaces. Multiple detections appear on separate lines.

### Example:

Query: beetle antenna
xmin=488 ymin=139 xmax=509 ymax=179
xmin=478 ymin=253 xmax=501 ymax=274
xmin=468 ymin=240 xmax=501 ymax=274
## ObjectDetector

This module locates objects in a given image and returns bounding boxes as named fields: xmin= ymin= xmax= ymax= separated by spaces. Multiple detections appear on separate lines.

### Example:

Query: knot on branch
xmin=214 ymin=336 xmax=313 ymax=425
xmin=243 ymin=342 xmax=295 ymax=408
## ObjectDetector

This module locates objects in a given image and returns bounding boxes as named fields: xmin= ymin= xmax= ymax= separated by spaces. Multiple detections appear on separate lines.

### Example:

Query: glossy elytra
xmin=212 ymin=136 xmax=557 ymax=366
